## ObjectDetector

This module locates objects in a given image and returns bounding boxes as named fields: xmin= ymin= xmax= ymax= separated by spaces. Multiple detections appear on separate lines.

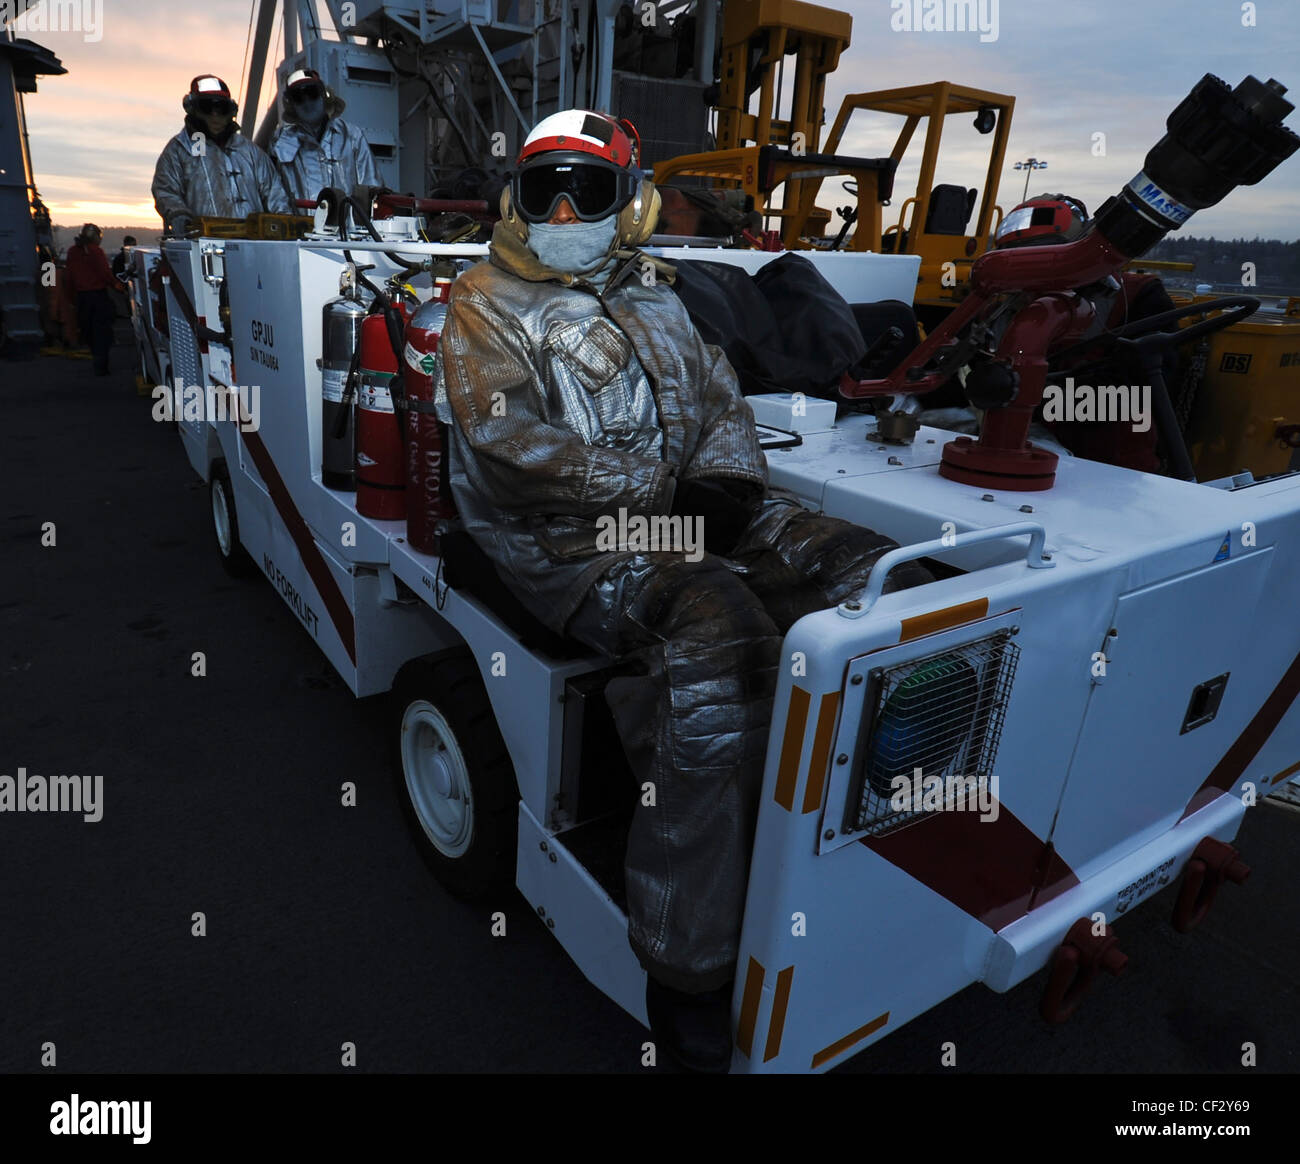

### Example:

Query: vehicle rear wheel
xmin=391 ymin=653 xmax=519 ymax=902
xmin=210 ymin=462 xmax=256 ymax=577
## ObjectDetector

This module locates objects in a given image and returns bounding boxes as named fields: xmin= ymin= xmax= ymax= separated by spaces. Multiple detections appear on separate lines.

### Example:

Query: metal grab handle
xmin=841 ymin=521 xmax=1054 ymax=619
xmin=892 ymin=195 xmax=917 ymax=238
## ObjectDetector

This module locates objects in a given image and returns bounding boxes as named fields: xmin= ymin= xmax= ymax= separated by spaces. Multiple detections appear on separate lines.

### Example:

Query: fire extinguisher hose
xmin=383 ymin=302 xmax=409 ymax=440
xmin=330 ymin=339 xmax=363 ymax=442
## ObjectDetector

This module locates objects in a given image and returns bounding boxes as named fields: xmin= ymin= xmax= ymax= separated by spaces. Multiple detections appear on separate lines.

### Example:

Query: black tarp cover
xmin=670 ymin=252 xmax=868 ymax=398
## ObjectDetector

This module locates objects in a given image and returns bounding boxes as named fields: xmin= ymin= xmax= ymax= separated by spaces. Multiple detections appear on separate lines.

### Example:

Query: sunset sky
xmin=12 ymin=0 xmax=1300 ymax=240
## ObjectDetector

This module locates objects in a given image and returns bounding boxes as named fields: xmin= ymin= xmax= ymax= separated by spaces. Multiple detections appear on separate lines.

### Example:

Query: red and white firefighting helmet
xmin=284 ymin=68 xmax=330 ymax=108
xmin=509 ymin=109 xmax=644 ymax=225
xmin=518 ymin=108 xmax=640 ymax=168
xmin=184 ymin=74 xmax=237 ymax=116
xmin=994 ymin=193 xmax=1089 ymax=248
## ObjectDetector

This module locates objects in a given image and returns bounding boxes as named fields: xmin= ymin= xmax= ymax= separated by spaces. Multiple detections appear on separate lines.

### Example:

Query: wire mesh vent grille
xmin=168 ymin=296 xmax=200 ymax=394
xmin=845 ymin=629 xmax=1019 ymax=837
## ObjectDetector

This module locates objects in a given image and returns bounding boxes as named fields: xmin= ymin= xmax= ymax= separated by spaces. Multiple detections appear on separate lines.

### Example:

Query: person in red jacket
xmin=63 ymin=224 xmax=123 ymax=375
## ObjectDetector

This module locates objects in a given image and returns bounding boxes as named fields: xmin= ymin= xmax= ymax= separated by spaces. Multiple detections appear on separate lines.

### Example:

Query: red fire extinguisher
xmin=403 ymin=274 xmax=457 ymax=553
xmin=356 ymin=298 xmax=411 ymax=520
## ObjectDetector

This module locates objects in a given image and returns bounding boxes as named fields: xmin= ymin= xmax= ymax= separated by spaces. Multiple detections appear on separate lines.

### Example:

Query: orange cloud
xmin=22 ymin=1 xmax=282 ymax=228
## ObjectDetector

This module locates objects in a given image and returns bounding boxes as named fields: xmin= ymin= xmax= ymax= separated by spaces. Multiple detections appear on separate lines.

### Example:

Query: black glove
xmin=670 ymin=476 xmax=762 ymax=557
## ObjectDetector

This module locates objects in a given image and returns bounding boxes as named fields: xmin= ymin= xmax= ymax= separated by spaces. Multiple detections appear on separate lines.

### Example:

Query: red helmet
xmin=994 ymin=193 xmax=1088 ymax=248
xmin=518 ymin=108 xmax=640 ymax=167
xmin=511 ymin=109 xmax=643 ymax=224
xmin=285 ymin=68 xmax=325 ymax=99
xmin=185 ymin=74 xmax=237 ymax=115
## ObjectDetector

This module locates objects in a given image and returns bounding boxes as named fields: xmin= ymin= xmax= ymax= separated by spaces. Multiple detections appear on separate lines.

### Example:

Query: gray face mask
xmin=527 ymin=215 xmax=619 ymax=284
xmin=294 ymin=96 xmax=326 ymax=129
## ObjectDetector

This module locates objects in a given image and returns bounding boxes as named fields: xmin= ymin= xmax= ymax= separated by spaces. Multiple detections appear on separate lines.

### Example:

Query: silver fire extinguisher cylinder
xmin=321 ymin=293 xmax=368 ymax=490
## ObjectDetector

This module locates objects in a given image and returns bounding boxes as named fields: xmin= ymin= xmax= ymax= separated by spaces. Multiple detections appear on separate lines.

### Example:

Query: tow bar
xmin=1171 ymin=837 xmax=1251 ymax=933
xmin=1040 ymin=917 xmax=1128 ymax=1024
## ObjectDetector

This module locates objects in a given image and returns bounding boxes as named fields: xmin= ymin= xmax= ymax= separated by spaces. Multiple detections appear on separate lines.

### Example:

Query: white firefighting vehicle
xmin=129 ymin=208 xmax=1300 ymax=1072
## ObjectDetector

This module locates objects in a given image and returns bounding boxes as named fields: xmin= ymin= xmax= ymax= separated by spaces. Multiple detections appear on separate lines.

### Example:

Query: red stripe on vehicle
xmin=1181 ymin=648 xmax=1300 ymax=820
xmin=239 ymin=429 xmax=357 ymax=666
xmin=860 ymin=805 xmax=1078 ymax=932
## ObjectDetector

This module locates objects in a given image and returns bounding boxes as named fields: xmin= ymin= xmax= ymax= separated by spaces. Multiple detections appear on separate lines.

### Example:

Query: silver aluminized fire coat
xmin=434 ymin=222 xmax=776 ymax=633
xmin=435 ymin=224 xmax=930 ymax=990
xmin=152 ymin=126 xmax=291 ymax=228
xmin=271 ymin=92 xmax=381 ymax=203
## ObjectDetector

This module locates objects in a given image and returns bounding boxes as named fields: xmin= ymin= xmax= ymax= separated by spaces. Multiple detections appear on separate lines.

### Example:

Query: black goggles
xmin=195 ymin=96 xmax=237 ymax=116
xmin=512 ymin=155 xmax=639 ymax=224
xmin=288 ymin=84 xmax=324 ymax=103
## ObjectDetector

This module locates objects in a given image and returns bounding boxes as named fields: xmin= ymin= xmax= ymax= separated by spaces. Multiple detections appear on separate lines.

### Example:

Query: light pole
xmin=1013 ymin=157 xmax=1049 ymax=203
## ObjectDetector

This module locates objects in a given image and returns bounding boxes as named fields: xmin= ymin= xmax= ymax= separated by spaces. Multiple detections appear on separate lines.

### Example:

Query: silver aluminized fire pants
xmin=563 ymin=496 xmax=933 ymax=992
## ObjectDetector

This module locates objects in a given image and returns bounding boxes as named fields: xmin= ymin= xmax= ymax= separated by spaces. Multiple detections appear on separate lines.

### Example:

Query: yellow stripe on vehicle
xmin=802 ymin=692 xmax=839 ymax=814
xmin=736 ymin=957 xmax=765 ymax=1058
xmin=775 ymin=687 xmax=810 ymax=811
xmin=810 ymin=1011 xmax=890 ymax=1070
xmin=1271 ymin=759 xmax=1300 ymax=784
xmin=899 ymin=597 xmax=989 ymax=642
xmin=763 ymin=966 xmax=795 ymax=1062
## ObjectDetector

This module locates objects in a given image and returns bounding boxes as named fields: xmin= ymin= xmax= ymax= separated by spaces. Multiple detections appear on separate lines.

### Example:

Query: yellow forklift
xmin=653 ymin=0 xmax=887 ymax=248
xmin=797 ymin=81 xmax=1014 ymax=310
xmin=1171 ymin=294 xmax=1300 ymax=480
xmin=653 ymin=0 xmax=1295 ymax=484
xmin=1125 ymin=261 xmax=1300 ymax=481
xmin=651 ymin=1 xmax=1014 ymax=312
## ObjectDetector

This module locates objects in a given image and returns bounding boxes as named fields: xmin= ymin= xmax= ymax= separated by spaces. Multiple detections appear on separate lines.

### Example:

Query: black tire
xmin=210 ymin=462 xmax=256 ymax=577
xmin=159 ymin=360 xmax=178 ymax=431
xmin=391 ymin=653 xmax=520 ymax=902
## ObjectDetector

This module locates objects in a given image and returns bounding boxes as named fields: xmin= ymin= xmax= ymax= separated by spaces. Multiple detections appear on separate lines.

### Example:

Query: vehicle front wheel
xmin=210 ymin=462 xmax=256 ymax=578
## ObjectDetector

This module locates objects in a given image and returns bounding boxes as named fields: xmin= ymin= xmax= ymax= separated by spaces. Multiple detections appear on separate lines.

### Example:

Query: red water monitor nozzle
xmin=839 ymin=75 xmax=1298 ymax=490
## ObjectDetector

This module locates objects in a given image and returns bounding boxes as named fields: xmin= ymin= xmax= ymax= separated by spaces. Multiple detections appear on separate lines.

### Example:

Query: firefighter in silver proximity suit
xmin=271 ymin=68 xmax=381 ymax=203
xmin=434 ymin=110 xmax=930 ymax=1072
xmin=152 ymin=74 xmax=291 ymax=235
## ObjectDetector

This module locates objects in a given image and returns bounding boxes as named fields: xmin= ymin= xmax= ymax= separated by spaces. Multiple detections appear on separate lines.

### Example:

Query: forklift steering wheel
xmin=1056 ymin=295 xmax=1260 ymax=365
xmin=1051 ymin=295 xmax=1260 ymax=482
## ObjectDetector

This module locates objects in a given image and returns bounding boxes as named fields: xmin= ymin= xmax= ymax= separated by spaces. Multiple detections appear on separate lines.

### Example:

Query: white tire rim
xmin=212 ymin=481 xmax=233 ymax=558
xmin=401 ymin=699 xmax=474 ymax=858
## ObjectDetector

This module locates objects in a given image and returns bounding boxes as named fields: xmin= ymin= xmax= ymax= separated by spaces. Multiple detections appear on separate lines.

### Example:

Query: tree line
xmin=1142 ymin=236 xmax=1300 ymax=289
